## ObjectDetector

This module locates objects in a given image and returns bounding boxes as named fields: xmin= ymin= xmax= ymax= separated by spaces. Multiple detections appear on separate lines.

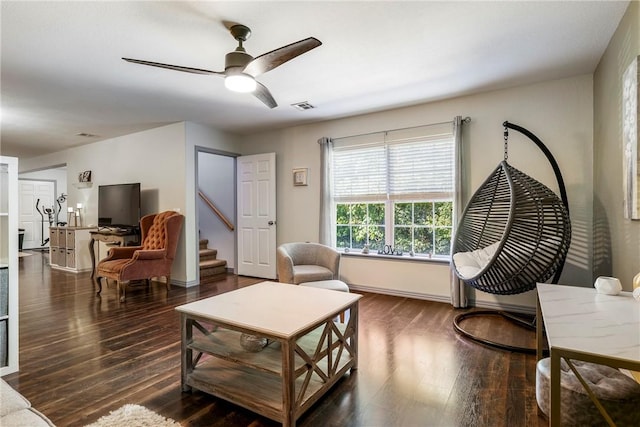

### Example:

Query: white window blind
xmin=332 ymin=122 xmax=454 ymax=202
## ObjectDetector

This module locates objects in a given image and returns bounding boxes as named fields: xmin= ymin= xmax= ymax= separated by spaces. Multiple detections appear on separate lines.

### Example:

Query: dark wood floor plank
xmin=4 ymin=251 xmax=547 ymax=426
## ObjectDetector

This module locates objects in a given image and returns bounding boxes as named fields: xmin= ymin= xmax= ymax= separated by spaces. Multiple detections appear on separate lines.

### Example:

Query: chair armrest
xmin=276 ymin=247 xmax=295 ymax=284
xmin=132 ymin=249 xmax=166 ymax=260
xmin=318 ymin=247 xmax=340 ymax=278
xmin=103 ymin=246 xmax=142 ymax=261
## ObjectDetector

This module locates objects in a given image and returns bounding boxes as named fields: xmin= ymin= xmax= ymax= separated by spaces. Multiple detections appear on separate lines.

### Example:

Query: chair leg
xmin=95 ymin=276 xmax=103 ymax=295
xmin=119 ymin=281 xmax=127 ymax=302
xmin=165 ymin=275 xmax=171 ymax=291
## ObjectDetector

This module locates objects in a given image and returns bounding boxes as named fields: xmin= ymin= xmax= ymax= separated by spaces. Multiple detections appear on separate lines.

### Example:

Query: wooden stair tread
xmin=200 ymin=259 xmax=227 ymax=268
xmin=199 ymin=239 xmax=209 ymax=250
xmin=199 ymin=248 xmax=218 ymax=258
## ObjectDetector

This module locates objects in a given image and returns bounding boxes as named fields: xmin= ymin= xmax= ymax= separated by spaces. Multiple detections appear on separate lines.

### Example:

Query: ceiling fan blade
xmin=253 ymin=82 xmax=277 ymax=109
xmin=122 ymin=58 xmax=224 ymax=76
xmin=243 ymin=37 xmax=322 ymax=77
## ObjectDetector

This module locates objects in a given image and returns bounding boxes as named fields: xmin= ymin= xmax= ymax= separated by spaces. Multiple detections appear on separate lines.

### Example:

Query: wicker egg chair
xmin=451 ymin=122 xmax=571 ymax=353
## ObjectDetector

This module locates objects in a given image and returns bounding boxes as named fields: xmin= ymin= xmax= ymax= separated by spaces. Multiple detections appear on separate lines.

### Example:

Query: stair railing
xmin=198 ymin=189 xmax=235 ymax=231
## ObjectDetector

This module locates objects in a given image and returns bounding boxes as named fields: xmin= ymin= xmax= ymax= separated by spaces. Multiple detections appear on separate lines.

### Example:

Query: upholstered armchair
xmin=95 ymin=210 xmax=184 ymax=302
xmin=276 ymin=242 xmax=340 ymax=284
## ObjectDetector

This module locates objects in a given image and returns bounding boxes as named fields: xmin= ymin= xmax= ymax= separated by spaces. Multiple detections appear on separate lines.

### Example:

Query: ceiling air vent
xmin=291 ymin=101 xmax=315 ymax=111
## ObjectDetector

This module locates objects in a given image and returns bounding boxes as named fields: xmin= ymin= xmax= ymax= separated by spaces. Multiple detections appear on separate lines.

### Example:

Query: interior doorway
xmin=18 ymin=166 xmax=68 ymax=250
xmin=19 ymin=180 xmax=55 ymax=249
xmin=196 ymin=150 xmax=237 ymax=281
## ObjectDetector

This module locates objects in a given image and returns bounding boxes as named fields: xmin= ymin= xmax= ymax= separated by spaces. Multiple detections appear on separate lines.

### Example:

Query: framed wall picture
xmin=293 ymin=168 xmax=308 ymax=186
xmin=78 ymin=170 xmax=92 ymax=183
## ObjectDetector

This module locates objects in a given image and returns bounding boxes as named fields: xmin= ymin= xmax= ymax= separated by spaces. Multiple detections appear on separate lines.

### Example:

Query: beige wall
xmin=19 ymin=122 xmax=240 ymax=286
xmin=593 ymin=1 xmax=640 ymax=290
xmin=239 ymin=75 xmax=594 ymax=311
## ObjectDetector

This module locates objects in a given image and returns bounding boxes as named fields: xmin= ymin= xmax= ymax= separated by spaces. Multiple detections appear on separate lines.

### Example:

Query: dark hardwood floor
xmin=5 ymin=250 xmax=547 ymax=426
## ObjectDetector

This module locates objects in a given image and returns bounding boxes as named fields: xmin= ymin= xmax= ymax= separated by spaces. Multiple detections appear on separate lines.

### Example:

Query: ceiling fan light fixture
xmin=224 ymin=74 xmax=256 ymax=93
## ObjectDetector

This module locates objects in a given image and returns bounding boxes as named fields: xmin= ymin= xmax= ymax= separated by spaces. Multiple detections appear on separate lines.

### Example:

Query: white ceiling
xmin=1 ymin=1 xmax=629 ymax=159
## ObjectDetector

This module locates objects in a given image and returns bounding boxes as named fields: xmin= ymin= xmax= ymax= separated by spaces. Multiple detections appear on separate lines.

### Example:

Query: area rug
xmin=84 ymin=404 xmax=181 ymax=427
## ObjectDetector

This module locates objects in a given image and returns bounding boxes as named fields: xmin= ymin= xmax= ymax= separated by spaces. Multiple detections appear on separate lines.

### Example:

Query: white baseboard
xmin=346 ymin=284 xmax=536 ymax=315
xmin=170 ymin=279 xmax=198 ymax=288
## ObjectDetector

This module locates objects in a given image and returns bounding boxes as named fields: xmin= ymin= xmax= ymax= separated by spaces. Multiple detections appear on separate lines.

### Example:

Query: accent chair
xmin=276 ymin=242 xmax=341 ymax=284
xmin=95 ymin=210 xmax=184 ymax=302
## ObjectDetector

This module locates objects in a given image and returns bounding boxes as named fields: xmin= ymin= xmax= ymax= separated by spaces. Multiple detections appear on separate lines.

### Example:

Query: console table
xmin=89 ymin=230 xmax=139 ymax=278
xmin=536 ymin=283 xmax=640 ymax=426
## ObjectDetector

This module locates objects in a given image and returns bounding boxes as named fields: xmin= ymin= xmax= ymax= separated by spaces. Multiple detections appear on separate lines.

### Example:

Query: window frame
xmin=330 ymin=124 xmax=455 ymax=260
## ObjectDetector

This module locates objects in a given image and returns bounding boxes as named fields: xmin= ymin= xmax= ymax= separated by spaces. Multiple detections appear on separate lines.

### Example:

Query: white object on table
xmin=593 ymin=276 xmax=622 ymax=295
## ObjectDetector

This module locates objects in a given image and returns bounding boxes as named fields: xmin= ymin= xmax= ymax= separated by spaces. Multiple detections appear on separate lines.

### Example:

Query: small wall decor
xmin=622 ymin=55 xmax=639 ymax=220
xmin=78 ymin=170 xmax=92 ymax=183
xmin=292 ymin=168 xmax=308 ymax=186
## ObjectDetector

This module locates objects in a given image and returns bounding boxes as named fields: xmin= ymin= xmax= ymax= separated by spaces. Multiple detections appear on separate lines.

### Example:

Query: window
xmin=331 ymin=123 xmax=454 ymax=258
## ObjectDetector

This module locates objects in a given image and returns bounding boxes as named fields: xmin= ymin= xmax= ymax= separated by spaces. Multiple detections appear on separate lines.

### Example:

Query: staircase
xmin=199 ymin=239 xmax=227 ymax=282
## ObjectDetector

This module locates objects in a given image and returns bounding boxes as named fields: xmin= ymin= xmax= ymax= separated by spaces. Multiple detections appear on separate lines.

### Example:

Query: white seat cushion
xmin=452 ymin=241 xmax=500 ymax=279
xmin=300 ymin=279 xmax=349 ymax=292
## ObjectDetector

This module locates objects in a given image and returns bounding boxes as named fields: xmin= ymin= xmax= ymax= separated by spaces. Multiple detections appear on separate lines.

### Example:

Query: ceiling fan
xmin=123 ymin=24 xmax=321 ymax=109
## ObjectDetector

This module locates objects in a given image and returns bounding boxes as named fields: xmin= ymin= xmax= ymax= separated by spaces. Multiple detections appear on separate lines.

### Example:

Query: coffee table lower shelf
xmin=186 ymin=356 xmax=332 ymax=422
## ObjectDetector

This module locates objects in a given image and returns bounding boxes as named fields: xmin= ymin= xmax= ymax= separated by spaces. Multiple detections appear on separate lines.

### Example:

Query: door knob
xmin=268 ymin=221 xmax=276 ymax=226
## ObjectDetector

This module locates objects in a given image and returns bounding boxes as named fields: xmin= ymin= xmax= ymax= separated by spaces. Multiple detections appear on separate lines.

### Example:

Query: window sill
xmin=340 ymin=250 xmax=450 ymax=264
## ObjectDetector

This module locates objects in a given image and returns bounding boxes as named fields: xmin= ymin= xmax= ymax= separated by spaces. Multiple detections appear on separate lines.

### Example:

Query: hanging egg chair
xmin=451 ymin=122 xmax=571 ymax=353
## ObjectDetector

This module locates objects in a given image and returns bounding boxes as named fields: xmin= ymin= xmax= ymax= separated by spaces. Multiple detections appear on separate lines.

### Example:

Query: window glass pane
xmin=368 ymin=226 xmax=385 ymax=248
xmin=336 ymin=226 xmax=350 ymax=248
xmin=414 ymin=227 xmax=433 ymax=254
xmin=394 ymin=226 xmax=411 ymax=252
xmin=352 ymin=226 xmax=367 ymax=249
xmin=369 ymin=203 xmax=385 ymax=225
xmin=434 ymin=228 xmax=452 ymax=255
xmin=369 ymin=226 xmax=385 ymax=250
xmin=394 ymin=203 xmax=412 ymax=225
xmin=434 ymin=202 xmax=453 ymax=226
xmin=336 ymin=204 xmax=349 ymax=225
xmin=414 ymin=202 xmax=432 ymax=225
xmin=351 ymin=204 xmax=366 ymax=224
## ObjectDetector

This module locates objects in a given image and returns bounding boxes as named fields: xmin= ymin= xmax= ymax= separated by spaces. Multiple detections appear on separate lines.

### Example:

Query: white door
xmin=237 ymin=153 xmax=277 ymax=278
xmin=19 ymin=180 xmax=55 ymax=249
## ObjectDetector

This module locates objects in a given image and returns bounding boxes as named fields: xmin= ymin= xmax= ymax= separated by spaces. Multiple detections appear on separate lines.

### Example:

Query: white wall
xmin=20 ymin=123 xmax=192 ymax=282
xmin=239 ymin=75 xmax=594 ymax=311
xmin=593 ymin=1 xmax=640 ymax=290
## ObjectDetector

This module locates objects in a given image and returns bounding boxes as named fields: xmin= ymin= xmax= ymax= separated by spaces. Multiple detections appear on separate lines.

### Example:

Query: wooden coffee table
xmin=175 ymin=281 xmax=361 ymax=427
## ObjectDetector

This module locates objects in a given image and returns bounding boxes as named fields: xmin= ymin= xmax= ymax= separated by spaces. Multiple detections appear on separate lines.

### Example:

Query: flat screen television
xmin=98 ymin=183 xmax=141 ymax=231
